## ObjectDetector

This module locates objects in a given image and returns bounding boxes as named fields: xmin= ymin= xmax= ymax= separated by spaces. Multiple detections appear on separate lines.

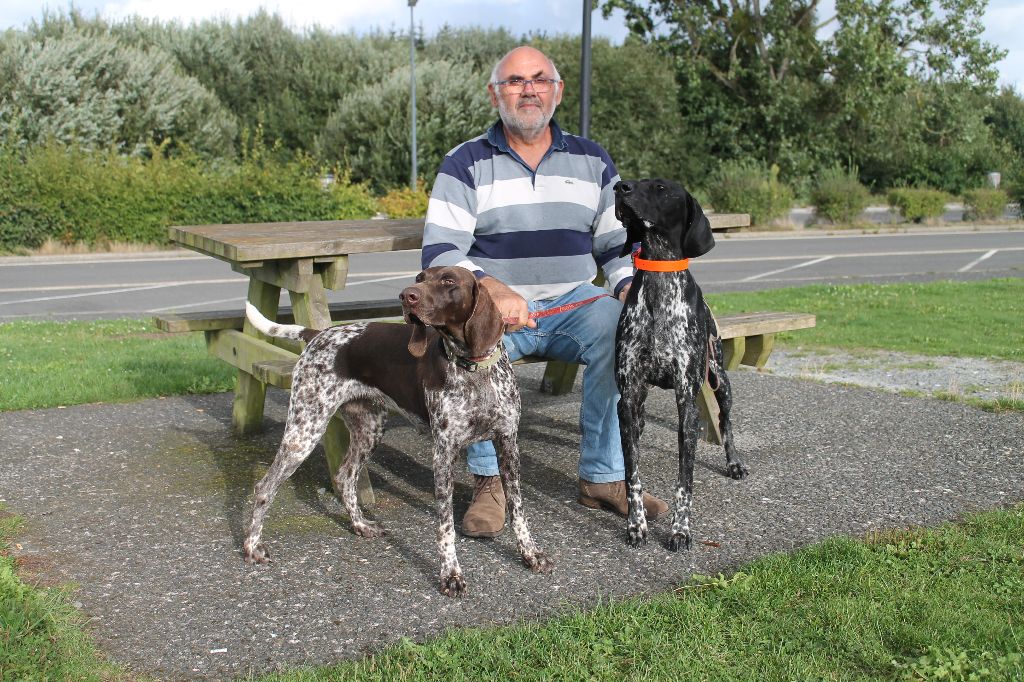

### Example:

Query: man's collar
xmin=487 ymin=118 xmax=567 ymax=153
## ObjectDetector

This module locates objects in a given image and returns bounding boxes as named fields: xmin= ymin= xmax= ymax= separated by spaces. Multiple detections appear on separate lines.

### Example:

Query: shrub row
xmin=810 ymin=165 xmax=871 ymax=224
xmin=0 ymin=142 xmax=378 ymax=251
xmin=886 ymin=188 xmax=949 ymax=223
xmin=707 ymin=161 xmax=794 ymax=225
xmin=0 ymin=140 xmax=1017 ymax=253
xmin=963 ymin=188 xmax=1009 ymax=220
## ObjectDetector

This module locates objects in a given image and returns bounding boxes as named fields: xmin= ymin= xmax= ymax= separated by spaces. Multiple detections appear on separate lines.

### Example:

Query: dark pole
xmin=579 ymin=0 xmax=593 ymax=138
xmin=409 ymin=0 xmax=418 ymax=189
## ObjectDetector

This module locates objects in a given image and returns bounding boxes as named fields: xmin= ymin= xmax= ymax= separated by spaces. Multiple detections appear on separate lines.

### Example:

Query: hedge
xmin=0 ymin=142 xmax=377 ymax=251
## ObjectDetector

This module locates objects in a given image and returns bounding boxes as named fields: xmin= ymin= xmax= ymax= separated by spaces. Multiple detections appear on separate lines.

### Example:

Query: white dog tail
xmin=244 ymin=302 xmax=318 ymax=341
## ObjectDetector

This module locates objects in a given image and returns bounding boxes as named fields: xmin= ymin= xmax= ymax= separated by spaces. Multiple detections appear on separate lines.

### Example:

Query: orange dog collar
xmin=632 ymin=247 xmax=689 ymax=272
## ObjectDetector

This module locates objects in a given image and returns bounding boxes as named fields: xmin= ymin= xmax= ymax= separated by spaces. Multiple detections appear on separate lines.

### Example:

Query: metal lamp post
xmin=580 ymin=0 xmax=592 ymax=138
xmin=409 ymin=0 xmax=418 ymax=190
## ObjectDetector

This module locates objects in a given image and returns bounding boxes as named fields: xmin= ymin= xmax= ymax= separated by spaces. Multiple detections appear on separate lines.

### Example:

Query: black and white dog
xmin=613 ymin=179 xmax=748 ymax=550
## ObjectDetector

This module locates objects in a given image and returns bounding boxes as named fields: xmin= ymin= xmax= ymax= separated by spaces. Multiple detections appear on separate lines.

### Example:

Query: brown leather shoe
xmin=461 ymin=475 xmax=505 ymax=538
xmin=578 ymin=479 xmax=669 ymax=521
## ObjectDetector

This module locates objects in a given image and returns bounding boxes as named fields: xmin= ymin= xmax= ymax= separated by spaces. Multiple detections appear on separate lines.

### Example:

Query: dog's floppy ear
xmin=680 ymin=191 xmax=715 ymax=258
xmin=407 ymin=323 xmax=430 ymax=358
xmin=463 ymin=278 xmax=504 ymax=356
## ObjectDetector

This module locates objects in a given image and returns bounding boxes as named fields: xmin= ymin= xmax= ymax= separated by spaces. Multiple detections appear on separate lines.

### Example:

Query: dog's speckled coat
xmin=614 ymin=179 xmax=749 ymax=550
xmin=242 ymin=266 xmax=552 ymax=595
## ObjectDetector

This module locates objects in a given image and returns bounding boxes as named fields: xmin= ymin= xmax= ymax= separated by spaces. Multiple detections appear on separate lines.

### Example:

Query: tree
xmin=602 ymin=0 xmax=1007 ymax=191
xmin=534 ymin=36 xmax=702 ymax=183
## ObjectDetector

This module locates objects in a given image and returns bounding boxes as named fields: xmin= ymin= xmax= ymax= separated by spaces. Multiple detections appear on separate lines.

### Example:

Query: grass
xmin=0 ymin=508 xmax=126 ymax=681
xmin=3 ymin=500 xmax=1021 ymax=681
xmin=2 ymin=279 xmax=1022 ymax=413
xmin=705 ymin=279 xmax=1024 ymax=362
xmin=0 ymin=318 xmax=235 ymax=411
xmin=264 ymin=507 xmax=1024 ymax=681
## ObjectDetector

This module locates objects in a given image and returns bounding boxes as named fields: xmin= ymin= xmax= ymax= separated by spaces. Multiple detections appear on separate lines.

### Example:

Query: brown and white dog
xmin=241 ymin=266 xmax=552 ymax=596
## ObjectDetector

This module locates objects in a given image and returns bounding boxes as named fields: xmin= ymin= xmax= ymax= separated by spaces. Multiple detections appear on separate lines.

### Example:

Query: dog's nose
xmin=399 ymin=288 xmax=419 ymax=305
xmin=615 ymin=181 xmax=634 ymax=195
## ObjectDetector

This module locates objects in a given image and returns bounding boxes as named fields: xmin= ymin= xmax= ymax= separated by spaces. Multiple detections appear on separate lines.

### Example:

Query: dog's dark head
xmin=399 ymin=266 xmax=504 ymax=359
xmin=614 ymin=179 xmax=714 ymax=260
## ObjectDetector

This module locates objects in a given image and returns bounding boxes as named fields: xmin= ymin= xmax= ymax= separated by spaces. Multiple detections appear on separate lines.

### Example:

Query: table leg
xmin=232 ymin=278 xmax=281 ymax=435
xmin=288 ymin=277 xmax=376 ymax=507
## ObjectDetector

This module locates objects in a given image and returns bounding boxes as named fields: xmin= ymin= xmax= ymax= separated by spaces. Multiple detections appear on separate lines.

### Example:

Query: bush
xmin=317 ymin=59 xmax=493 ymax=191
xmin=810 ymin=165 xmax=871 ymax=224
xmin=0 ymin=29 xmax=236 ymax=157
xmin=887 ymin=187 xmax=949 ymax=223
xmin=1007 ymin=181 xmax=1024 ymax=219
xmin=0 ymin=141 xmax=377 ymax=251
xmin=707 ymin=160 xmax=795 ymax=225
xmin=377 ymin=181 xmax=429 ymax=218
xmin=962 ymin=188 xmax=1008 ymax=221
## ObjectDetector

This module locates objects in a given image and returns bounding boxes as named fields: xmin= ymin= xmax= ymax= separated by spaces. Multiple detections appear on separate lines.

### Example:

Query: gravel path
xmin=1 ymin=364 xmax=1022 ymax=679
xmin=767 ymin=348 xmax=1023 ymax=403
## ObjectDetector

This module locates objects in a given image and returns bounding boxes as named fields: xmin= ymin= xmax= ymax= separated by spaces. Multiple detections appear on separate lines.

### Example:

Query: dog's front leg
xmin=669 ymin=390 xmax=700 ymax=551
xmin=617 ymin=381 xmax=650 ymax=547
xmin=432 ymin=441 xmax=465 ymax=596
xmin=495 ymin=433 xmax=553 ymax=574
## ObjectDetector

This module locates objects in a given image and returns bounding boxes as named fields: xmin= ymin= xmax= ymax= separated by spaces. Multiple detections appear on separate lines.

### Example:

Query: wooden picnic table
xmin=163 ymin=214 xmax=767 ymax=506
xmin=168 ymin=218 xmax=424 ymax=504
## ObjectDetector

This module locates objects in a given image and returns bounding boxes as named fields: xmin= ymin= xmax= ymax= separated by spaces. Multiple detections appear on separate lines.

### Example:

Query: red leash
xmin=528 ymin=294 xmax=610 ymax=319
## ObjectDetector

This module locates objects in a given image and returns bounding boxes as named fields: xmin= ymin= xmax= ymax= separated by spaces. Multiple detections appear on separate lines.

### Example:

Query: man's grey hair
xmin=490 ymin=52 xmax=562 ymax=85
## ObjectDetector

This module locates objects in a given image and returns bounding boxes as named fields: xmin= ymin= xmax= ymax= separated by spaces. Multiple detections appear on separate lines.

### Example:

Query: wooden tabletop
xmin=168 ymin=219 xmax=425 ymax=264
xmin=169 ymin=214 xmax=750 ymax=265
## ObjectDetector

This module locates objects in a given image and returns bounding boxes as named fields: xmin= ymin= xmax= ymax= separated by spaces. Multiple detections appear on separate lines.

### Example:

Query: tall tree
xmin=602 ymin=0 xmax=1007 ymax=190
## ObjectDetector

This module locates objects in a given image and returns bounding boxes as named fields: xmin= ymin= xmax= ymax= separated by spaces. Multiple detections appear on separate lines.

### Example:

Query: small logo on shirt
xmin=564 ymin=179 xmax=574 ymax=184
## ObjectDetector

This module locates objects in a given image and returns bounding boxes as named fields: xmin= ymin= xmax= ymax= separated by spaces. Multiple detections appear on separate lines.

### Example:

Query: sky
xmin=1 ymin=0 xmax=1020 ymax=91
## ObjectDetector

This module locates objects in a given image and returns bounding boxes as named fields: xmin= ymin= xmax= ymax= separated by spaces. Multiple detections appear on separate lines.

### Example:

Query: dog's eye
xmin=441 ymin=277 xmax=455 ymax=286
xmin=656 ymin=184 xmax=665 ymax=192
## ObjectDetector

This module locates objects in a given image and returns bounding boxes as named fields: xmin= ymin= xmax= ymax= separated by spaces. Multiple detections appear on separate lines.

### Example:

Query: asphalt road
xmin=1 ymin=227 xmax=1022 ymax=322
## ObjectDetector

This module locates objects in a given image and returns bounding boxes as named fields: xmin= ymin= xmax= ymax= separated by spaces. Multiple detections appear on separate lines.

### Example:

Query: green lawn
xmin=706 ymin=278 xmax=1024 ymax=362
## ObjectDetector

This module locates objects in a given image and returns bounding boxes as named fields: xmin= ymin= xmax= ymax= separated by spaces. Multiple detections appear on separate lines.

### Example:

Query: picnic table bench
xmin=155 ymin=216 xmax=814 ymax=506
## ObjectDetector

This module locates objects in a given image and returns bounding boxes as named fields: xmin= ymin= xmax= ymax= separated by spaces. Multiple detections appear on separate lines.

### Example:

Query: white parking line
xmin=0 ymin=283 xmax=183 ymax=306
xmin=958 ymin=249 xmax=998 ymax=272
xmin=0 ymin=278 xmax=243 ymax=293
xmin=741 ymin=256 xmax=834 ymax=281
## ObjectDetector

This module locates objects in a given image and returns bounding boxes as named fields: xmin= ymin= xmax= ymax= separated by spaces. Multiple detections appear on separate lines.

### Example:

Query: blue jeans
xmin=466 ymin=283 xmax=625 ymax=483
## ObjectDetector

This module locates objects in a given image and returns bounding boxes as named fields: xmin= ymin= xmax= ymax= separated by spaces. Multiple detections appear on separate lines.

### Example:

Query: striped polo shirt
xmin=421 ymin=119 xmax=633 ymax=302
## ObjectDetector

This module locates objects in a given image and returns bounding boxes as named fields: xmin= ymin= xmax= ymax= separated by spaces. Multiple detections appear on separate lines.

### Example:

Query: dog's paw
xmin=727 ymin=461 xmax=749 ymax=480
xmin=439 ymin=572 xmax=467 ymax=597
xmin=353 ymin=521 xmax=387 ymax=538
xmin=626 ymin=524 xmax=648 ymax=548
xmin=667 ymin=532 xmax=692 ymax=552
xmin=243 ymin=541 xmax=272 ymax=564
xmin=522 ymin=551 xmax=554 ymax=574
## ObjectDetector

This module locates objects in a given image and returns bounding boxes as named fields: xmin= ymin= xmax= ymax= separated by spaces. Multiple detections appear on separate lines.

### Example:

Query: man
xmin=421 ymin=46 xmax=668 ymax=537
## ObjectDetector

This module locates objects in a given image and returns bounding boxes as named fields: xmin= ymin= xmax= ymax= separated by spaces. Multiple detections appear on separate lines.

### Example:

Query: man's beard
xmin=496 ymin=93 xmax=555 ymax=141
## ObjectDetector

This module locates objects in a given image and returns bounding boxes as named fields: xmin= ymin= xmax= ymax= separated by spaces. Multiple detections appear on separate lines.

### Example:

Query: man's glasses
xmin=495 ymin=77 xmax=560 ymax=94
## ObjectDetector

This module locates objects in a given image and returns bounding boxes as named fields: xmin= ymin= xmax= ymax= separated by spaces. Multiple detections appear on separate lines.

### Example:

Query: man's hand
xmin=479 ymin=276 xmax=537 ymax=331
xmin=617 ymin=283 xmax=631 ymax=303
